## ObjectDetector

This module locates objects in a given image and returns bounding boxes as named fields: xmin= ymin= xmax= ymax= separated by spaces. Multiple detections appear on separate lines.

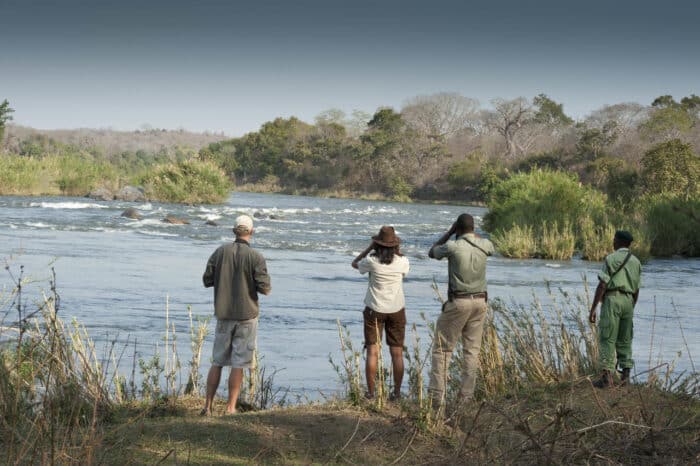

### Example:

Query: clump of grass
xmin=0 ymin=153 xmax=119 ymax=196
xmin=184 ymin=306 xmax=209 ymax=395
xmin=539 ymin=221 xmax=576 ymax=260
xmin=0 ymin=267 xmax=111 ymax=463
xmin=140 ymin=158 xmax=232 ymax=204
xmin=329 ymin=320 xmax=363 ymax=405
xmin=578 ymin=217 xmax=615 ymax=261
xmin=491 ymin=224 xmax=538 ymax=258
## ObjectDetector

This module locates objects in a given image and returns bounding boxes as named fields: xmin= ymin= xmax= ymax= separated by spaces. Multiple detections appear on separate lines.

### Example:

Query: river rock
xmin=162 ymin=215 xmax=190 ymax=225
xmin=120 ymin=207 xmax=142 ymax=220
xmin=253 ymin=211 xmax=267 ymax=219
xmin=205 ymin=220 xmax=219 ymax=226
xmin=87 ymin=187 xmax=114 ymax=201
xmin=269 ymin=214 xmax=283 ymax=220
xmin=115 ymin=186 xmax=146 ymax=202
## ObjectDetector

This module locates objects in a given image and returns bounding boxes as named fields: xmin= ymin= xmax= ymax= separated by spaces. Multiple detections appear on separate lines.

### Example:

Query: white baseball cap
xmin=234 ymin=214 xmax=254 ymax=232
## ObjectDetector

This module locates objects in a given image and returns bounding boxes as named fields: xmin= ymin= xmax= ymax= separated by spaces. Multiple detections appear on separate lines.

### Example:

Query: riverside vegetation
xmin=1 ymin=93 xmax=699 ymax=255
xmin=1 ymin=266 xmax=698 ymax=464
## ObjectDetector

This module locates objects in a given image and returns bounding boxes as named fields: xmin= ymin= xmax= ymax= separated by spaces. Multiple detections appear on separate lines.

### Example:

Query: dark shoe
xmin=619 ymin=368 xmax=631 ymax=385
xmin=389 ymin=392 xmax=401 ymax=402
xmin=364 ymin=391 xmax=375 ymax=400
xmin=593 ymin=370 xmax=614 ymax=389
xmin=199 ymin=408 xmax=212 ymax=417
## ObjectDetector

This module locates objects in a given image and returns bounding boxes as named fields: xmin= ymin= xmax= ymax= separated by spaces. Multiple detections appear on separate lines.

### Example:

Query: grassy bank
xmin=485 ymin=169 xmax=699 ymax=260
xmin=1 ymin=267 xmax=698 ymax=464
xmin=97 ymin=383 xmax=699 ymax=464
xmin=0 ymin=153 xmax=231 ymax=204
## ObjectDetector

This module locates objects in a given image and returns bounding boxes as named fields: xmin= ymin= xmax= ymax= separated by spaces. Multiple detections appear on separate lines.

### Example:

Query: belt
xmin=605 ymin=289 xmax=634 ymax=297
xmin=450 ymin=292 xmax=487 ymax=300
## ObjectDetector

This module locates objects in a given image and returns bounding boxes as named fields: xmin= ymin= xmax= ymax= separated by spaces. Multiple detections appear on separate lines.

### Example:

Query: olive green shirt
xmin=432 ymin=233 xmax=495 ymax=294
xmin=598 ymin=247 xmax=641 ymax=294
xmin=203 ymin=239 xmax=271 ymax=321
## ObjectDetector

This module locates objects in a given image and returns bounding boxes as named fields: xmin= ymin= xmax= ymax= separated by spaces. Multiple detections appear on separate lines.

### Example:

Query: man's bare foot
xmin=199 ymin=408 xmax=212 ymax=417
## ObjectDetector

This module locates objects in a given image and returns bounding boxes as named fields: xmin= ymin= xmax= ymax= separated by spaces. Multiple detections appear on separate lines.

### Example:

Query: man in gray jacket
xmin=201 ymin=214 xmax=271 ymax=416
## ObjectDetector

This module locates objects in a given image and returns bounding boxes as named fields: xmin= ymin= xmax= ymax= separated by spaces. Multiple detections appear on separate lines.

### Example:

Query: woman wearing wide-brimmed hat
xmin=352 ymin=225 xmax=410 ymax=401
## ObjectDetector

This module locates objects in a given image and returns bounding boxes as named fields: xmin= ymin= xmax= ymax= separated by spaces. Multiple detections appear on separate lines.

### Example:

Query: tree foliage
xmin=641 ymin=139 xmax=700 ymax=198
xmin=532 ymin=94 xmax=573 ymax=126
xmin=0 ymin=99 xmax=15 ymax=144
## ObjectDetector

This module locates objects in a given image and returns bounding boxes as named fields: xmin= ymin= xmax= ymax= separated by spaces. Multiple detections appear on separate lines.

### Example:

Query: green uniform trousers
xmin=598 ymin=293 xmax=634 ymax=371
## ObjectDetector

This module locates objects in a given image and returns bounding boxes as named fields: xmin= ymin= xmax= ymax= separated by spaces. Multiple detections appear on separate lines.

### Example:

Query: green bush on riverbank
xmin=0 ymin=153 xmax=230 ymax=204
xmin=0 ymin=153 xmax=119 ymax=196
xmin=139 ymin=159 xmax=232 ymax=204
xmin=484 ymin=168 xmax=700 ymax=260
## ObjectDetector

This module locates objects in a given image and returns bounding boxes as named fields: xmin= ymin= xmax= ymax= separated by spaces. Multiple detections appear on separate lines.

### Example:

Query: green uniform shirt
xmin=598 ymin=247 xmax=642 ymax=293
xmin=203 ymin=239 xmax=271 ymax=321
xmin=432 ymin=233 xmax=495 ymax=294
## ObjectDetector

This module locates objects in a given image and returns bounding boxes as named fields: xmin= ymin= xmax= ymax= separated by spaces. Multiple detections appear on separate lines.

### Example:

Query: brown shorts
xmin=363 ymin=307 xmax=406 ymax=348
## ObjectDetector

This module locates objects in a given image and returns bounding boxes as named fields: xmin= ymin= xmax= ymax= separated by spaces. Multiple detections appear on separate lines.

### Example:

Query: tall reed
xmin=539 ymin=221 xmax=576 ymax=260
xmin=491 ymin=224 xmax=538 ymax=258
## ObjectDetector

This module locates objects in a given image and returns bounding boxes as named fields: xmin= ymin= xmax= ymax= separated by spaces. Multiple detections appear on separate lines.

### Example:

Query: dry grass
xmin=2 ymin=266 xmax=698 ymax=465
xmin=93 ymin=383 xmax=700 ymax=465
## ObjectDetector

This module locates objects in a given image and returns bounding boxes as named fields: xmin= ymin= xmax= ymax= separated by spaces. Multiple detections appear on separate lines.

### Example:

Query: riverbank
xmin=235 ymin=182 xmax=484 ymax=206
xmin=85 ymin=383 xmax=700 ymax=464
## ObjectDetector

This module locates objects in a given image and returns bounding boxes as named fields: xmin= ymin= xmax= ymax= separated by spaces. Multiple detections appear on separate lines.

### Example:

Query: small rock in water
xmin=87 ymin=187 xmax=114 ymax=201
xmin=269 ymin=214 xmax=283 ymax=220
xmin=253 ymin=211 xmax=267 ymax=219
xmin=115 ymin=185 xmax=146 ymax=202
xmin=205 ymin=220 xmax=219 ymax=226
xmin=120 ymin=207 xmax=142 ymax=220
xmin=162 ymin=215 xmax=190 ymax=225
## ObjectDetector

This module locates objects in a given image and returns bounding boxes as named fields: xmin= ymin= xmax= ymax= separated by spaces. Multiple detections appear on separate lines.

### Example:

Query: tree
xmin=532 ymin=94 xmax=573 ymax=126
xmin=585 ymin=102 xmax=647 ymax=138
xmin=575 ymin=122 xmax=619 ymax=161
xmin=484 ymin=97 xmax=534 ymax=158
xmin=314 ymin=108 xmax=346 ymax=126
xmin=401 ymin=92 xmax=480 ymax=140
xmin=641 ymin=139 xmax=700 ymax=198
xmin=641 ymin=95 xmax=696 ymax=141
xmin=0 ymin=99 xmax=15 ymax=145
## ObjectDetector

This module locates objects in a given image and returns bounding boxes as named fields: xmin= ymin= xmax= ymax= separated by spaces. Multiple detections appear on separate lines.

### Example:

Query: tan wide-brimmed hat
xmin=372 ymin=226 xmax=401 ymax=247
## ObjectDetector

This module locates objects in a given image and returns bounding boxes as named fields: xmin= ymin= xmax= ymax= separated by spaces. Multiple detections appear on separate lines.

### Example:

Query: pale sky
xmin=1 ymin=0 xmax=698 ymax=135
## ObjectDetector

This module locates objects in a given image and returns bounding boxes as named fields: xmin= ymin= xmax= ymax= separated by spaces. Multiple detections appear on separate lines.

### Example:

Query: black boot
xmin=593 ymin=370 xmax=614 ymax=389
xmin=619 ymin=368 xmax=631 ymax=385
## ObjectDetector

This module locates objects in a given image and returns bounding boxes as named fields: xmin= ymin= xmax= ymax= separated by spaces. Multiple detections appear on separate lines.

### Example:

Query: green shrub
xmin=642 ymin=194 xmax=700 ymax=257
xmin=0 ymin=155 xmax=43 ymax=194
xmin=54 ymin=154 xmax=118 ymax=196
xmin=387 ymin=176 xmax=413 ymax=202
xmin=514 ymin=150 xmax=568 ymax=173
xmin=641 ymin=139 xmax=700 ymax=198
xmin=539 ymin=221 xmax=576 ymax=260
xmin=491 ymin=224 xmax=538 ymax=258
xmin=447 ymin=152 xmax=484 ymax=189
xmin=484 ymin=169 xmax=608 ymax=234
xmin=141 ymin=159 xmax=232 ymax=204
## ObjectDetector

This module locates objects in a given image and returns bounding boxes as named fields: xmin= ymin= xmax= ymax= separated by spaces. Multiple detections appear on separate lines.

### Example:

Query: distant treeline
xmin=197 ymin=93 xmax=700 ymax=202
xmin=1 ymin=93 xmax=699 ymax=211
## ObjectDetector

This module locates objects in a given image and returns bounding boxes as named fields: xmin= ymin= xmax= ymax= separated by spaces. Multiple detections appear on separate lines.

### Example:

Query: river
xmin=0 ymin=192 xmax=698 ymax=396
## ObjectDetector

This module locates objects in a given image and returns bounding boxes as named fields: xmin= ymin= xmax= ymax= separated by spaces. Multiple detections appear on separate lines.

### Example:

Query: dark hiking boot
xmin=619 ymin=368 xmax=631 ymax=385
xmin=593 ymin=370 xmax=615 ymax=389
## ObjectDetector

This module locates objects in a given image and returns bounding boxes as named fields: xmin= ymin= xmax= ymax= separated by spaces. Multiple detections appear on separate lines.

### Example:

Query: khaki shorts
xmin=212 ymin=318 xmax=258 ymax=368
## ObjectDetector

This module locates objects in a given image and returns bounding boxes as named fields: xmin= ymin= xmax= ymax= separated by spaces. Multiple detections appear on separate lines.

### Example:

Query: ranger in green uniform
xmin=589 ymin=230 xmax=642 ymax=388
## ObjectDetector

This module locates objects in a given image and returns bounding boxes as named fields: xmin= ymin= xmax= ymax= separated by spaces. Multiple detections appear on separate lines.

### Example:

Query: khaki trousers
xmin=428 ymin=297 xmax=487 ymax=404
